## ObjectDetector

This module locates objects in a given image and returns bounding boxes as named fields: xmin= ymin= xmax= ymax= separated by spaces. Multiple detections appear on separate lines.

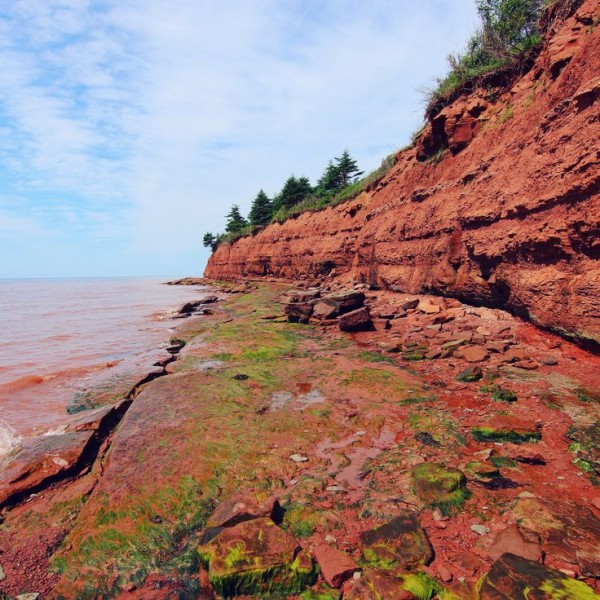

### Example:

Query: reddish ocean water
xmin=0 ymin=278 xmax=205 ymax=449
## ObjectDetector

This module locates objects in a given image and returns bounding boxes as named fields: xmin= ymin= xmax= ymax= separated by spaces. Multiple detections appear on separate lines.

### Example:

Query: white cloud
xmin=0 ymin=0 xmax=479 ymax=276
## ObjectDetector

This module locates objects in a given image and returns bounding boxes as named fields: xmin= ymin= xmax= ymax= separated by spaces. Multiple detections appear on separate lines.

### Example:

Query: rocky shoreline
xmin=0 ymin=280 xmax=598 ymax=598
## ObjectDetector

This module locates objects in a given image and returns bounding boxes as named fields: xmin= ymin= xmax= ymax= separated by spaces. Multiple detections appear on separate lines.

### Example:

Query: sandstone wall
xmin=206 ymin=0 xmax=600 ymax=349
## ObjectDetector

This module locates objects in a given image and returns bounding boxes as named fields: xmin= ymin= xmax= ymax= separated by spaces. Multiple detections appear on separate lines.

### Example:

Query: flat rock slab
xmin=313 ymin=544 xmax=359 ymax=588
xmin=321 ymin=290 xmax=365 ymax=314
xmin=455 ymin=345 xmax=489 ymax=363
xmin=484 ymin=524 xmax=543 ymax=563
xmin=68 ymin=347 xmax=172 ymax=413
xmin=0 ymin=431 xmax=94 ymax=507
xmin=198 ymin=518 xmax=315 ymax=597
xmin=206 ymin=493 xmax=279 ymax=531
xmin=313 ymin=301 xmax=339 ymax=320
xmin=65 ymin=403 xmax=121 ymax=433
xmin=359 ymin=512 xmax=433 ymax=571
xmin=339 ymin=308 xmax=373 ymax=332
xmin=514 ymin=496 xmax=600 ymax=577
xmin=478 ymin=553 xmax=600 ymax=599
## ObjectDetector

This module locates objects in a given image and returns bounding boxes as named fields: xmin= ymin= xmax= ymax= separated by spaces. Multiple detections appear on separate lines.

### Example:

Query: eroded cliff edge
xmin=205 ymin=0 xmax=600 ymax=349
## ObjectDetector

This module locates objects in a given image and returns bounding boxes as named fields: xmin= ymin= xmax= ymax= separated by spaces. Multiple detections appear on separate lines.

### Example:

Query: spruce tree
xmin=248 ymin=190 xmax=273 ymax=226
xmin=225 ymin=204 xmax=248 ymax=234
xmin=277 ymin=176 xmax=313 ymax=209
xmin=203 ymin=232 xmax=216 ymax=250
xmin=317 ymin=161 xmax=342 ymax=193
xmin=334 ymin=150 xmax=363 ymax=187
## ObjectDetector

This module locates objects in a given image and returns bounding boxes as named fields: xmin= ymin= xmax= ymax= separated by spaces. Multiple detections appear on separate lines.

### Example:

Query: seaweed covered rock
xmin=566 ymin=421 xmax=600 ymax=477
xmin=343 ymin=569 xmax=442 ymax=600
xmin=359 ymin=512 xmax=433 ymax=572
xmin=411 ymin=463 xmax=470 ymax=515
xmin=456 ymin=366 xmax=483 ymax=382
xmin=198 ymin=517 xmax=315 ymax=597
xmin=477 ymin=553 xmax=600 ymax=599
xmin=472 ymin=417 xmax=541 ymax=444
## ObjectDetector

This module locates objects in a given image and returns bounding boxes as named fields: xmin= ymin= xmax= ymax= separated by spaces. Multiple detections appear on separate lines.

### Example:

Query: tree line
xmin=203 ymin=150 xmax=363 ymax=252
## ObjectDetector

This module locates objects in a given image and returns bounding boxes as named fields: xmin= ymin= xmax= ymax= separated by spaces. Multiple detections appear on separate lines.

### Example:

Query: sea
xmin=0 ymin=277 xmax=205 ymax=455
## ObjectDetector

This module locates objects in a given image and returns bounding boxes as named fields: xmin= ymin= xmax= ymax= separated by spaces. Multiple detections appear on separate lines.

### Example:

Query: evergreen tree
xmin=334 ymin=150 xmax=363 ymax=187
xmin=276 ymin=176 xmax=313 ymax=209
xmin=248 ymin=189 xmax=273 ymax=226
xmin=225 ymin=204 xmax=248 ymax=234
xmin=203 ymin=232 xmax=216 ymax=251
xmin=317 ymin=160 xmax=342 ymax=193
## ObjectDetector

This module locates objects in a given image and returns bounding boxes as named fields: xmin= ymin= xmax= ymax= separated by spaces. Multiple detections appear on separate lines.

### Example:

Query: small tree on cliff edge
xmin=273 ymin=176 xmax=313 ymax=210
xmin=248 ymin=189 xmax=273 ymax=226
xmin=225 ymin=204 xmax=248 ymax=234
xmin=335 ymin=150 xmax=363 ymax=187
xmin=203 ymin=232 xmax=217 ymax=252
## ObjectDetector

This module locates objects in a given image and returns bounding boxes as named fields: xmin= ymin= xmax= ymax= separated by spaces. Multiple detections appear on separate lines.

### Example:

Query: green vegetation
xmin=427 ymin=0 xmax=544 ymax=112
xmin=248 ymin=189 xmax=273 ymax=226
xmin=472 ymin=425 xmax=541 ymax=443
xmin=481 ymin=384 xmax=518 ymax=402
xmin=203 ymin=151 xmax=397 ymax=250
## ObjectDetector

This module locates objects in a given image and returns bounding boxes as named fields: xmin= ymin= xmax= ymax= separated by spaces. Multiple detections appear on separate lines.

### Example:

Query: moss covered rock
xmin=198 ymin=517 xmax=315 ymax=597
xmin=456 ymin=366 xmax=483 ymax=382
xmin=465 ymin=461 xmax=501 ymax=480
xmin=471 ymin=425 xmax=541 ymax=444
xmin=359 ymin=511 xmax=433 ymax=572
xmin=477 ymin=552 xmax=600 ymax=599
xmin=344 ymin=569 xmax=442 ymax=600
xmin=412 ymin=463 xmax=470 ymax=515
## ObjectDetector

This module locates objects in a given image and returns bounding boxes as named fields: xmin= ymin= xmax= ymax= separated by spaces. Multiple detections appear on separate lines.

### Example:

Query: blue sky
xmin=0 ymin=1 xmax=478 ymax=278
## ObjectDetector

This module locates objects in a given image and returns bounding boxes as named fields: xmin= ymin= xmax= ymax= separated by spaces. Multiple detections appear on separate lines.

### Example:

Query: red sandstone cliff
xmin=205 ymin=0 xmax=600 ymax=349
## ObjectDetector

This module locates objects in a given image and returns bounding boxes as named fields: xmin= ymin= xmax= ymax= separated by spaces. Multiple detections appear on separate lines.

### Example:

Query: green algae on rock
xmin=198 ymin=518 xmax=316 ymax=597
xmin=477 ymin=552 xmax=600 ymax=599
xmin=411 ymin=463 xmax=470 ymax=515
xmin=359 ymin=512 xmax=433 ymax=572
xmin=480 ymin=384 xmax=517 ymax=403
xmin=464 ymin=461 xmax=501 ymax=480
xmin=566 ymin=422 xmax=600 ymax=480
xmin=471 ymin=425 xmax=541 ymax=444
xmin=456 ymin=366 xmax=483 ymax=382
xmin=344 ymin=569 xmax=442 ymax=600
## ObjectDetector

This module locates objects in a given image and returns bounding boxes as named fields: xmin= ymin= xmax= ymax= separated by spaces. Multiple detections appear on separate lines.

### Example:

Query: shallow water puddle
xmin=196 ymin=360 xmax=224 ymax=371
xmin=269 ymin=383 xmax=326 ymax=411
xmin=317 ymin=428 xmax=397 ymax=502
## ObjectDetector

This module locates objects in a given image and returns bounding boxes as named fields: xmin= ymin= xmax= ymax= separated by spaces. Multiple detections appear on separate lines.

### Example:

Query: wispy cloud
xmin=0 ymin=0 xmax=478 ymax=277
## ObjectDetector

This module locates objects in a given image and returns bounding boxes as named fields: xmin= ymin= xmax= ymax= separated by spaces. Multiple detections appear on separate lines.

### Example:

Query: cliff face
xmin=205 ymin=0 xmax=600 ymax=349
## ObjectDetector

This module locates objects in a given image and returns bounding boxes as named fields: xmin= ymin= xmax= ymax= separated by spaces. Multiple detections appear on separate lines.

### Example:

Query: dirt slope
xmin=205 ymin=0 xmax=600 ymax=349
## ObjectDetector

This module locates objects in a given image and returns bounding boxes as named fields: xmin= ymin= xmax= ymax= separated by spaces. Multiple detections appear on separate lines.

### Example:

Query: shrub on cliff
xmin=428 ymin=0 xmax=543 ymax=111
